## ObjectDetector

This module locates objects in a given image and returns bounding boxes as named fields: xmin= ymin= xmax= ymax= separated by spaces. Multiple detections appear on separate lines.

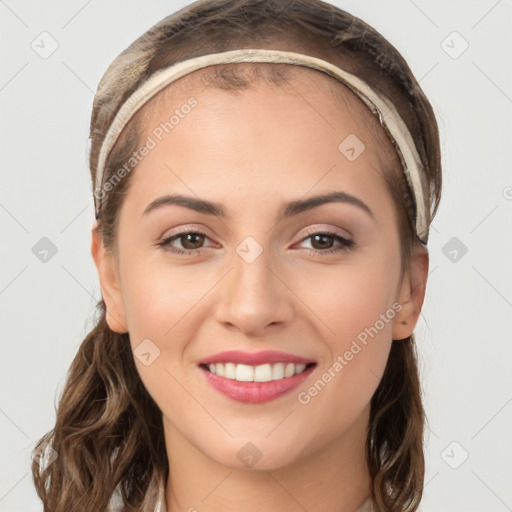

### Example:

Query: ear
xmin=90 ymin=220 xmax=128 ymax=333
xmin=392 ymin=243 xmax=429 ymax=340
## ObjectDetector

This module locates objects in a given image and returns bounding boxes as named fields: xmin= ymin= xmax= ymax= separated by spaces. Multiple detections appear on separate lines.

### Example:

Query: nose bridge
xmin=234 ymin=235 xmax=273 ymax=294
xmin=214 ymin=233 xmax=292 ymax=333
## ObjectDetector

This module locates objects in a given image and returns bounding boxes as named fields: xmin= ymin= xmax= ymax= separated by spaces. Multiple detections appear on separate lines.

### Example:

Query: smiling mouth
xmin=199 ymin=362 xmax=316 ymax=383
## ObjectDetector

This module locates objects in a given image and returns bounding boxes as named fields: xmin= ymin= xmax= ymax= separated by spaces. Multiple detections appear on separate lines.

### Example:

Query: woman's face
xmin=92 ymin=68 xmax=427 ymax=471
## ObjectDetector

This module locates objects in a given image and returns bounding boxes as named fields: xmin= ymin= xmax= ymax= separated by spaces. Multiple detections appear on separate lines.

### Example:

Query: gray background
xmin=1 ymin=1 xmax=511 ymax=511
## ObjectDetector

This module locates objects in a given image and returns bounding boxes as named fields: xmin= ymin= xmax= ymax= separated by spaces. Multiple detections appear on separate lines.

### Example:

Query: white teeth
xmin=206 ymin=362 xmax=310 ymax=382
xmin=254 ymin=363 xmax=272 ymax=382
xmin=295 ymin=363 xmax=306 ymax=374
xmin=235 ymin=364 xmax=254 ymax=381
xmin=272 ymin=363 xmax=285 ymax=380
xmin=224 ymin=362 xmax=236 ymax=379
xmin=284 ymin=363 xmax=295 ymax=378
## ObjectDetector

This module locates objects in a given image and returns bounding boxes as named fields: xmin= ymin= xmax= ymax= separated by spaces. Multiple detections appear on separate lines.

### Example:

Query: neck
xmin=164 ymin=404 xmax=372 ymax=512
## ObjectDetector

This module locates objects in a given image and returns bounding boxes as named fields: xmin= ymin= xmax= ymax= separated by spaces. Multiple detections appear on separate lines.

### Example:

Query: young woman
xmin=32 ymin=1 xmax=442 ymax=511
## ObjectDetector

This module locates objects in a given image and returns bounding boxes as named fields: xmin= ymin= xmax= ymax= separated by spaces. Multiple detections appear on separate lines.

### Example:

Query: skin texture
xmin=91 ymin=68 xmax=428 ymax=512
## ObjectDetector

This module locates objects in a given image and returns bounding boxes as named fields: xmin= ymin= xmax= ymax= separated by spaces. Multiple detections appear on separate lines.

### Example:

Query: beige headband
xmin=94 ymin=48 xmax=429 ymax=244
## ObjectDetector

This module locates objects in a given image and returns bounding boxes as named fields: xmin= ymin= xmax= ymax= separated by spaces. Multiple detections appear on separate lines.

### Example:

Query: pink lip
xmin=198 ymin=350 xmax=315 ymax=366
xmin=199 ymin=364 xmax=316 ymax=404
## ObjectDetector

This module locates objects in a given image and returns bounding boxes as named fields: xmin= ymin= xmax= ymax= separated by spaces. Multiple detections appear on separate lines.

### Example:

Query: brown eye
xmin=157 ymin=230 xmax=214 ymax=256
xmin=298 ymin=231 xmax=354 ymax=255
xmin=310 ymin=233 xmax=335 ymax=250
xmin=178 ymin=232 xmax=206 ymax=250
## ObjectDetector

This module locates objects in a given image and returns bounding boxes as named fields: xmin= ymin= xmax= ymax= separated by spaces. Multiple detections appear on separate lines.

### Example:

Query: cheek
xmin=119 ymin=244 xmax=202 ymax=340
xmin=293 ymin=254 xmax=399 ymax=405
xmin=291 ymin=268 xmax=396 ymax=438
xmin=118 ymin=259 xmax=204 ymax=405
xmin=301 ymin=257 xmax=400 ymax=347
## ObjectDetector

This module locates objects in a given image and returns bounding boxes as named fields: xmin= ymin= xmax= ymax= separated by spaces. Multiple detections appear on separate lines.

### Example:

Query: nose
xmin=213 ymin=241 xmax=294 ymax=337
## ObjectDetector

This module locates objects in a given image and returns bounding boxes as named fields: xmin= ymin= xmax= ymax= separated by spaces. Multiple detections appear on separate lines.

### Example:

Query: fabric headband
xmin=94 ymin=48 xmax=429 ymax=245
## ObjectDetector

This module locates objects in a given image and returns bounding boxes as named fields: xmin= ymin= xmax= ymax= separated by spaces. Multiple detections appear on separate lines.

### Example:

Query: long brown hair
xmin=31 ymin=1 xmax=442 ymax=510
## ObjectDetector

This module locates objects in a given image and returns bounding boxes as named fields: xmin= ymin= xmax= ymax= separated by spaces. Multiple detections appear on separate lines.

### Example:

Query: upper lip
xmin=198 ymin=350 xmax=316 ymax=366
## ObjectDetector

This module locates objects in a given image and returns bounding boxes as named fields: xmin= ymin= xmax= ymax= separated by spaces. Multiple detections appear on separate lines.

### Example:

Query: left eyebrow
xmin=279 ymin=191 xmax=375 ymax=221
xmin=141 ymin=191 xmax=375 ymax=221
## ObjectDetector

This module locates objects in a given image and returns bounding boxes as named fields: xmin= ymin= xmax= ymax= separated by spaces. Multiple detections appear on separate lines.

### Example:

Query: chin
xmin=199 ymin=434 xmax=312 ymax=472
xmin=213 ymin=448 xmax=302 ymax=472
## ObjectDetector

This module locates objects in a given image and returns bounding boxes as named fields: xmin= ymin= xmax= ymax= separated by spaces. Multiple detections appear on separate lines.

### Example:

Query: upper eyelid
xmin=299 ymin=226 xmax=352 ymax=240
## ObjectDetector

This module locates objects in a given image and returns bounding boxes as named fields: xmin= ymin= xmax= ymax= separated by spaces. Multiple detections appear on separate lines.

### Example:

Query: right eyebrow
xmin=142 ymin=194 xmax=225 ymax=218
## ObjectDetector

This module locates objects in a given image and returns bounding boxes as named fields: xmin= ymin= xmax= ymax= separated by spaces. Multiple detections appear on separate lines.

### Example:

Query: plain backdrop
xmin=1 ymin=1 xmax=511 ymax=511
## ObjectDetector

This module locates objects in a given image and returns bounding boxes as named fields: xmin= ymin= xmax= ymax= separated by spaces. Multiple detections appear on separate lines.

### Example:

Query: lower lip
xmin=199 ymin=364 xmax=316 ymax=403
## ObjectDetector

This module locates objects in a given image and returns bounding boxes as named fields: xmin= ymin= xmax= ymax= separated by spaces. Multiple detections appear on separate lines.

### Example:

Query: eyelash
xmin=156 ymin=229 xmax=355 ymax=257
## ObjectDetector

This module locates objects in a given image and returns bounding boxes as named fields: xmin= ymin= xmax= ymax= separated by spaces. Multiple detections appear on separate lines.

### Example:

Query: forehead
xmin=116 ymin=63 xmax=400 ymax=221
xmin=179 ymin=64 xmax=388 ymax=162
xmin=136 ymin=61 xmax=397 ymax=164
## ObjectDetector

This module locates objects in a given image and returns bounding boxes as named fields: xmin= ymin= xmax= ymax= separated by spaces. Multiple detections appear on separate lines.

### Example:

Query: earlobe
xmin=392 ymin=244 xmax=429 ymax=340
xmin=90 ymin=220 xmax=128 ymax=333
